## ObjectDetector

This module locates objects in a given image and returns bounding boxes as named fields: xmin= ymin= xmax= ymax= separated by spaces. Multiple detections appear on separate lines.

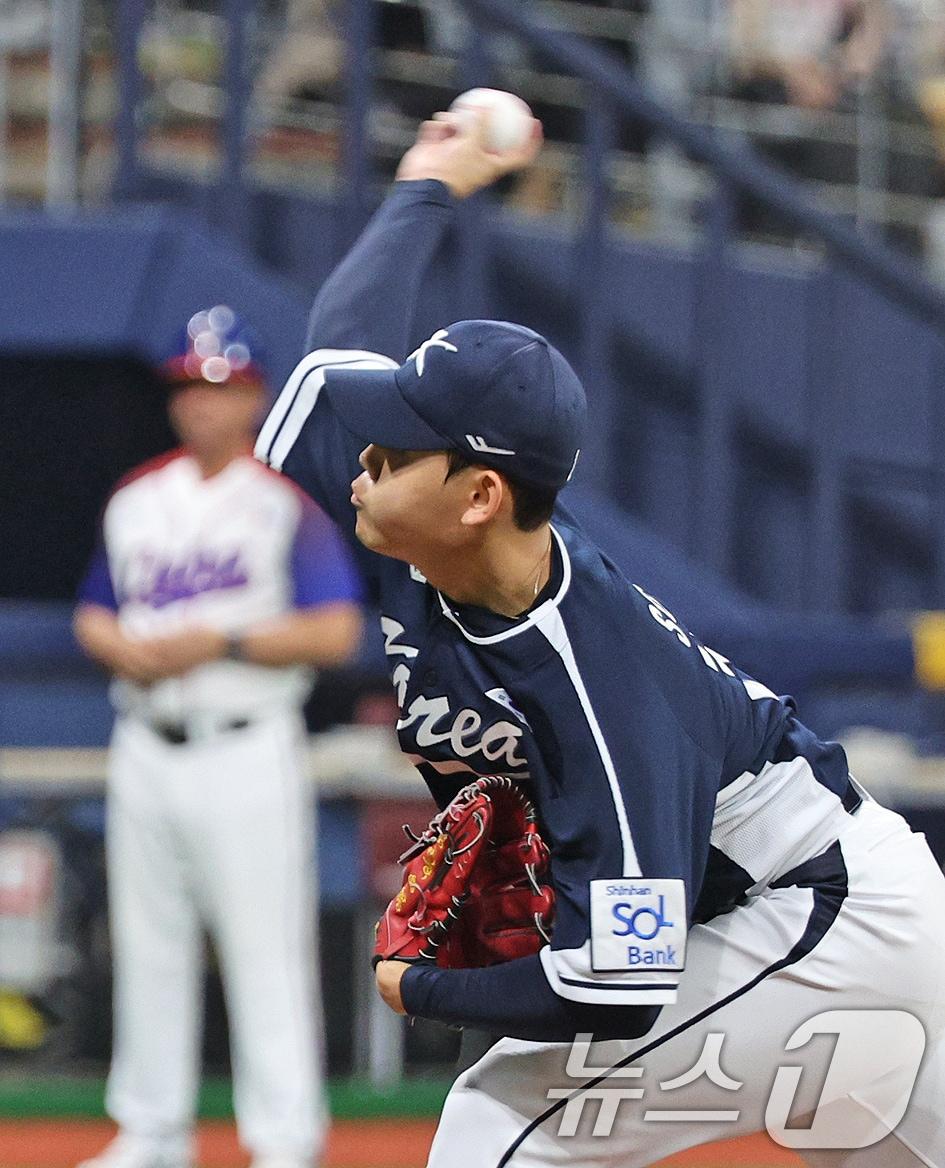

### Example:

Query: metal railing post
xmin=854 ymin=74 xmax=888 ymax=236
xmin=114 ymin=0 xmax=147 ymax=201
xmin=576 ymin=97 xmax=615 ymax=497
xmin=693 ymin=178 xmax=736 ymax=575
xmin=806 ymin=265 xmax=845 ymax=612
xmin=929 ymin=341 xmax=945 ymax=604
xmin=453 ymin=16 xmax=494 ymax=321
xmin=47 ymin=0 xmax=84 ymax=208
xmin=340 ymin=0 xmax=376 ymax=256
xmin=0 ymin=51 xmax=8 ymax=201
xmin=220 ymin=0 xmax=254 ymax=243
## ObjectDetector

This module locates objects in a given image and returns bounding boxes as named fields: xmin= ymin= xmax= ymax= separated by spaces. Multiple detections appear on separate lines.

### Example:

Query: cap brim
xmin=321 ymin=366 xmax=449 ymax=450
xmin=160 ymin=355 xmax=268 ymax=389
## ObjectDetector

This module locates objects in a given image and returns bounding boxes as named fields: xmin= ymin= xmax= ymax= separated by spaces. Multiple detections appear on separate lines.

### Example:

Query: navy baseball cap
xmin=161 ymin=305 xmax=268 ymax=389
xmin=320 ymin=320 xmax=586 ymax=491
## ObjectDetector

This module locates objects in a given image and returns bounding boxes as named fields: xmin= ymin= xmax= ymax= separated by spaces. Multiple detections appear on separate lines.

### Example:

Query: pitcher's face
xmin=351 ymin=445 xmax=474 ymax=562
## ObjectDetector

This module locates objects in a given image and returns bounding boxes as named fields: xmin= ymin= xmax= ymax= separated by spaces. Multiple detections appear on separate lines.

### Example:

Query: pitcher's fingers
xmin=497 ymin=117 xmax=544 ymax=168
xmin=416 ymin=117 xmax=453 ymax=144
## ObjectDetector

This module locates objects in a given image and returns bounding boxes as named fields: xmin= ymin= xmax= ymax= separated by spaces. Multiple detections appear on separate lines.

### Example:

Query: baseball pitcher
xmin=256 ymin=113 xmax=945 ymax=1167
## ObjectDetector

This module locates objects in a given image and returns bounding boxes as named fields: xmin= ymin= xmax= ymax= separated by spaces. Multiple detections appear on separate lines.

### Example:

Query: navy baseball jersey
xmin=255 ymin=181 xmax=861 ymax=1017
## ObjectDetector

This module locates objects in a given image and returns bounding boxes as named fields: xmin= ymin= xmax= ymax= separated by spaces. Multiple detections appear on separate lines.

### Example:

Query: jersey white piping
xmin=539 ymin=945 xmax=679 ymax=1006
xmin=434 ymin=529 xmax=637 ymax=876
xmin=255 ymin=348 xmax=398 ymax=471
xmin=435 ymin=525 xmax=572 ymax=644
xmin=535 ymin=605 xmax=640 ymax=879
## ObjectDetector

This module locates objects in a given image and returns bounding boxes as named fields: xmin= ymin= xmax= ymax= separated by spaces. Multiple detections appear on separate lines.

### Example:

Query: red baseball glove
xmin=373 ymin=775 xmax=555 ymax=968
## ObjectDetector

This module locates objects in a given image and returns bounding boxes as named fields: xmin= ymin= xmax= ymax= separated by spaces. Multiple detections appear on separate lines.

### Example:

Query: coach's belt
xmin=150 ymin=716 xmax=252 ymax=745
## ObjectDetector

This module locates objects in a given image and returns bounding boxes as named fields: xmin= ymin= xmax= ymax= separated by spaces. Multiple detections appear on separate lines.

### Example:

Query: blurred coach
xmin=73 ymin=307 xmax=363 ymax=1168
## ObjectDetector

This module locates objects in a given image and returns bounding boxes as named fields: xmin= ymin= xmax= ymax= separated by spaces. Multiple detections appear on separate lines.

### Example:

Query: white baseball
xmin=448 ymin=88 xmax=534 ymax=153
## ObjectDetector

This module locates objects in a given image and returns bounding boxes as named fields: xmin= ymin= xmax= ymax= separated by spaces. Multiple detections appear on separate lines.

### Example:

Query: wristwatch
xmin=224 ymin=633 xmax=246 ymax=662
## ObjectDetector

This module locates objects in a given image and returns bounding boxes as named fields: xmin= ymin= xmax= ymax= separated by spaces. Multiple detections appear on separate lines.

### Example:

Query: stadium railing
xmin=459 ymin=0 xmax=945 ymax=612
xmin=105 ymin=1 xmax=945 ymax=613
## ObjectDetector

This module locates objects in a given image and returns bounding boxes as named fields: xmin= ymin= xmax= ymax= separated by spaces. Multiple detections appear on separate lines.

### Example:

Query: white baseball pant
xmin=428 ymin=799 xmax=945 ymax=1168
xmin=104 ymin=710 xmax=325 ymax=1160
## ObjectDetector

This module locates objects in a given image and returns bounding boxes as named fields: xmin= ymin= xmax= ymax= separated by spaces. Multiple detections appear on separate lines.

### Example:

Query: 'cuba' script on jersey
xmin=589 ymin=878 xmax=687 ymax=973
xmin=125 ymin=549 xmax=250 ymax=608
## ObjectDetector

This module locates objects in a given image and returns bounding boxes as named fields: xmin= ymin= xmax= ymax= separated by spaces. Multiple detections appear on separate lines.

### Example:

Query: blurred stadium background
xmin=3 ymin=0 xmax=945 ymax=1164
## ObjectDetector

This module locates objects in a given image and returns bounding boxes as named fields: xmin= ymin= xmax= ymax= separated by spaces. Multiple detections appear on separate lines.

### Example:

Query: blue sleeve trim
xmin=291 ymin=498 xmax=364 ymax=608
xmin=77 ymin=542 xmax=118 ymax=610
